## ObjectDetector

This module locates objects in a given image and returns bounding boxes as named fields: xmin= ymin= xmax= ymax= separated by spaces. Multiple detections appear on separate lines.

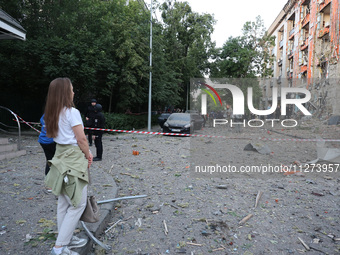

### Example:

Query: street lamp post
xmin=147 ymin=0 xmax=153 ymax=131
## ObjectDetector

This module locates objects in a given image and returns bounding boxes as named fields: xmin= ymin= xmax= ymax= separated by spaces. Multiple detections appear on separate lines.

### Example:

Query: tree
xmin=160 ymin=0 xmax=216 ymax=109
xmin=0 ymin=0 xmax=218 ymax=120
xmin=241 ymin=16 xmax=276 ymax=78
xmin=208 ymin=16 xmax=275 ymax=112
xmin=0 ymin=0 xmax=150 ymax=114
xmin=211 ymin=16 xmax=275 ymax=79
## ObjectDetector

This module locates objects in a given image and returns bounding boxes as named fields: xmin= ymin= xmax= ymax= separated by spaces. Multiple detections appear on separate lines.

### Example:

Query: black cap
xmin=91 ymin=99 xmax=97 ymax=103
xmin=95 ymin=104 xmax=102 ymax=112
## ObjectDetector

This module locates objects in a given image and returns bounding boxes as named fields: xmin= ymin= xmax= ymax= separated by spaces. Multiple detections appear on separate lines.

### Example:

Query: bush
xmin=104 ymin=113 xmax=159 ymax=131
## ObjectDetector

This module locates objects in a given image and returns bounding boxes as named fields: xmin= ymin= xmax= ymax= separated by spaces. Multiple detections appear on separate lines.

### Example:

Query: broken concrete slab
xmin=328 ymin=116 xmax=340 ymax=125
xmin=309 ymin=138 xmax=340 ymax=163
xmin=244 ymin=143 xmax=271 ymax=155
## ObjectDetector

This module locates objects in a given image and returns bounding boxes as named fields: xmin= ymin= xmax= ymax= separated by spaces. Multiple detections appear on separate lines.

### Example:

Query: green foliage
xmin=211 ymin=16 xmax=275 ymax=79
xmin=241 ymin=16 xmax=276 ymax=78
xmin=104 ymin=113 xmax=159 ymax=131
xmin=160 ymin=0 xmax=216 ymax=107
xmin=24 ymin=228 xmax=56 ymax=247
xmin=0 ymin=0 xmax=273 ymax=122
xmin=0 ymin=0 xmax=217 ymax=119
xmin=206 ymin=16 xmax=275 ymax=112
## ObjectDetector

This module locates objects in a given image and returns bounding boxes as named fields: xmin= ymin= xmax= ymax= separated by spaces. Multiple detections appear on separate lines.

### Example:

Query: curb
xmin=76 ymin=177 xmax=118 ymax=254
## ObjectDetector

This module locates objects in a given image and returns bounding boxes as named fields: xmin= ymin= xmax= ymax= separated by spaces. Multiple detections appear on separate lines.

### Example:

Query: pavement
xmin=0 ymin=126 xmax=163 ymax=254
xmin=74 ymin=147 xmax=118 ymax=255
xmin=0 ymin=133 xmax=118 ymax=255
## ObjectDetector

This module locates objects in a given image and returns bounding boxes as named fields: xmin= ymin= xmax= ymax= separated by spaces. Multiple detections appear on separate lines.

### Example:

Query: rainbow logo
xmin=201 ymin=83 xmax=222 ymax=106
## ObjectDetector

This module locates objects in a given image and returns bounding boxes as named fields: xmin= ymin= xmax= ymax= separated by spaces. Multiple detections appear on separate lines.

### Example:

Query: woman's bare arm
xmin=73 ymin=124 xmax=93 ymax=168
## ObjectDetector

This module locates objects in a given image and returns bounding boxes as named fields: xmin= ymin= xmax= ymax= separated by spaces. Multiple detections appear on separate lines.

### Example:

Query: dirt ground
xmin=1 ymin=119 xmax=340 ymax=255
xmin=92 ymin=120 xmax=340 ymax=255
xmin=0 ymin=134 xmax=115 ymax=255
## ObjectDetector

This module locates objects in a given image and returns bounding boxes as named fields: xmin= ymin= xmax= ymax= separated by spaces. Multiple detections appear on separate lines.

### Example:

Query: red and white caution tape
xmin=16 ymin=115 xmax=41 ymax=133
xmin=17 ymin=120 xmax=40 ymax=125
xmin=84 ymin=127 xmax=340 ymax=141
xmin=84 ymin=127 xmax=248 ymax=139
xmin=13 ymin=116 xmax=340 ymax=142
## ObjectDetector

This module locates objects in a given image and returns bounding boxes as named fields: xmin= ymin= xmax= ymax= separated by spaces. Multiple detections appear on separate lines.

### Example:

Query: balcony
xmin=319 ymin=0 xmax=331 ymax=12
xmin=287 ymin=70 xmax=293 ymax=79
xmin=318 ymin=26 xmax=330 ymax=38
xmin=300 ymin=65 xmax=308 ymax=73
xmin=301 ymin=13 xmax=310 ymax=28
xmin=278 ymin=58 xmax=283 ymax=66
xmin=300 ymin=38 xmax=309 ymax=50
xmin=301 ymin=0 xmax=311 ymax=5
xmin=289 ymin=28 xmax=295 ymax=39
xmin=279 ymin=40 xmax=284 ymax=48
xmin=288 ymin=50 xmax=294 ymax=59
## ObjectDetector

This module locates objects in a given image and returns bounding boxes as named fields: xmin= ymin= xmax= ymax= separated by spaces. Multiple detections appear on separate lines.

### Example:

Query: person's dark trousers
xmin=94 ymin=133 xmax=103 ymax=159
xmin=87 ymin=130 xmax=93 ymax=146
xmin=40 ymin=142 xmax=56 ymax=175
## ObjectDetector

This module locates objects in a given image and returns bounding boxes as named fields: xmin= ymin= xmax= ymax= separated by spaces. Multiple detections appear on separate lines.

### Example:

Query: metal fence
xmin=0 ymin=106 xmax=21 ymax=150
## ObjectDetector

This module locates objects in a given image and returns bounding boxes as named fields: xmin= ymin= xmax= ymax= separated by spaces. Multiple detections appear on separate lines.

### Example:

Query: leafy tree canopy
xmin=0 ymin=1 xmax=272 ymax=121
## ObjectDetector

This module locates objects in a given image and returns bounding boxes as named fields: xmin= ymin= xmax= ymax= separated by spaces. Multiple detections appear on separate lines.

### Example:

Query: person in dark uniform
xmin=85 ymin=99 xmax=97 ymax=146
xmin=92 ymin=104 xmax=105 ymax=161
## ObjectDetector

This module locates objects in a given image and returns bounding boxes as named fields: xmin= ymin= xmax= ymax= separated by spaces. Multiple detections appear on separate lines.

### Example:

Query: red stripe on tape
xmin=13 ymin=115 xmax=340 ymax=142
xmin=15 ymin=116 xmax=41 ymax=134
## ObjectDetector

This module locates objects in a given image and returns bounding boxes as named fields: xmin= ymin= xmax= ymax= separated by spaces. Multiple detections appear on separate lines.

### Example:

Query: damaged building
xmin=261 ymin=0 xmax=340 ymax=119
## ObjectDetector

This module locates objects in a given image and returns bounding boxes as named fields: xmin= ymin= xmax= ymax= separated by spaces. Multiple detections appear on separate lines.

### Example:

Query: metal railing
xmin=0 ymin=106 xmax=21 ymax=150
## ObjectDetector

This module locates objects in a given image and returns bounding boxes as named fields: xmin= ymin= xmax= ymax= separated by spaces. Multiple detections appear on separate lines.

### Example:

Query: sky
xmin=181 ymin=0 xmax=289 ymax=48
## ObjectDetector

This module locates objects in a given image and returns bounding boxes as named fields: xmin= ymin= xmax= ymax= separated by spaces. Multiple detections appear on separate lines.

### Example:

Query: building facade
xmin=261 ymin=0 xmax=340 ymax=118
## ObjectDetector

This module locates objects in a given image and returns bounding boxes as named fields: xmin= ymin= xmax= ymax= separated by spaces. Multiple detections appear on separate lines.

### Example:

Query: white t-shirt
xmin=54 ymin=107 xmax=83 ymax=146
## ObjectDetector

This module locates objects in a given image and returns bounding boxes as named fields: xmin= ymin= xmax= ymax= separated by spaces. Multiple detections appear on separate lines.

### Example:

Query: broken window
xmin=300 ymin=5 xmax=305 ymax=20
xmin=288 ymin=40 xmax=294 ymax=55
xmin=288 ymin=13 xmax=296 ymax=37
xmin=289 ymin=59 xmax=294 ymax=71
xmin=319 ymin=4 xmax=331 ymax=29
xmin=317 ymin=12 xmax=323 ymax=30
xmin=299 ymin=50 xmax=308 ymax=66
xmin=299 ymin=50 xmax=303 ymax=65
xmin=278 ymin=27 xmax=284 ymax=48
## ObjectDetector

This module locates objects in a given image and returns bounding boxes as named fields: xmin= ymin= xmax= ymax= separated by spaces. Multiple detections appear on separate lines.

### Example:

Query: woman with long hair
xmin=44 ymin=78 xmax=93 ymax=255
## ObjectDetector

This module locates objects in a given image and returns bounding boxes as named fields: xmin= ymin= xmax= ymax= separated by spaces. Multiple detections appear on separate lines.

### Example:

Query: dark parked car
xmin=185 ymin=110 xmax=199 ymax=114
xmin=190 ymin=113 xmax=205 ymax=129
xmin=162 ymin=113 xmax=204 ymax=134
xmin=158 ymin=113 xmax=171 ymax=128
